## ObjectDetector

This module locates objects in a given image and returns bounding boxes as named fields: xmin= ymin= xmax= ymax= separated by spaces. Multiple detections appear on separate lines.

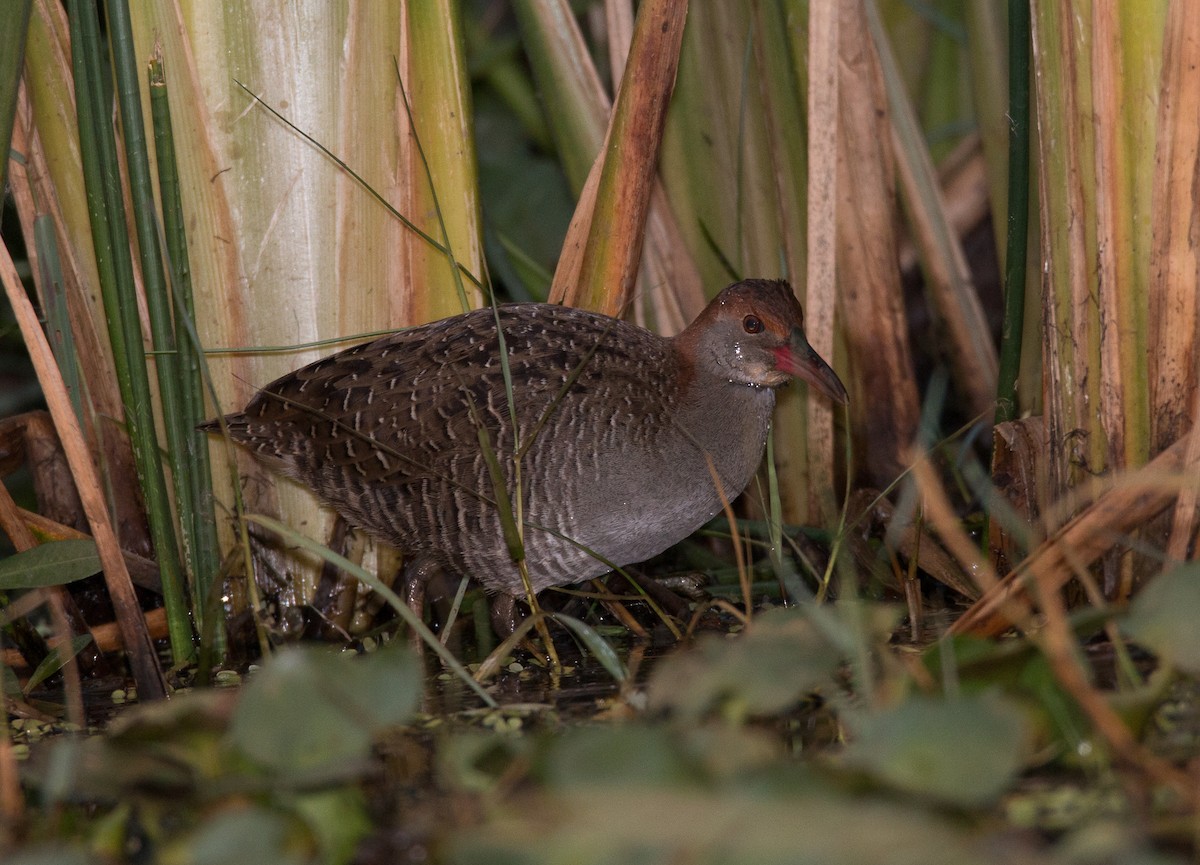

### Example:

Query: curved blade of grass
xmin=232 ymin=80 xmax=483 ymax=296
xmin=23 ymin=634 xmax=93 ymax=695
xmin=546 ymin=612 xmax=627 ymax=684
xmin=832 ymin=1 xmax=920 ymax=486
xmin=242 ymin=513 xmax=496 ymax=708
xmin=1031 ymin=3 xmax=1104 ymax=496
xmin=474 ymin=419 xmax=525 ymax=565
xmin=800 ymin=0 xmax=840 ymax=521
xmin=1159 ymin=1 xmax=1200 ymax=562
xmin=765 ymin=426 xmax=808 ymax=604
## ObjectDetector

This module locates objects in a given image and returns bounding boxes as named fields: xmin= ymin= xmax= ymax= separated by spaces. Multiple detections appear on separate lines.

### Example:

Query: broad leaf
xmin=1124 ymin=564 xmax=1200 ymax=674
xmin=646 ymin=607 xmax=843 ymax=721
xmin=228 ymin=644 xmax=421 ymax=773
xmin=841 ymin=693 xmax=1030 ymax=806
xmin=0 ymin=539 xmax=100 ymax=590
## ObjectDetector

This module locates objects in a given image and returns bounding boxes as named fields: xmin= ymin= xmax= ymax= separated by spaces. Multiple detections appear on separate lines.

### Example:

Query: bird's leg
xmin=606 ymin=569 xmax=703 ymax=627
xmin=401 ymin=554 xmax=440 ymax=655
xmin=488 ymin=593 xmax=524 ymax=639
xmin=305 ymin=516 xmax=357 ymax=639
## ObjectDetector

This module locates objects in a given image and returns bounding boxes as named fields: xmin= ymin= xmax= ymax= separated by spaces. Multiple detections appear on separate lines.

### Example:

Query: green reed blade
xmin=0 ymin=0 xmax=31 ymax=191
xmin=34 ymin=215 xmax=84 ymax=422
xmin=994 ymin=0 xmax=1031 ymax=427
xmin=70 ymin=0 xmax=191 ymax=662
xmin=148 ymin=52 xmax=222 ymax=639
xmin=243 ymin=513 xmax=497 ymax=708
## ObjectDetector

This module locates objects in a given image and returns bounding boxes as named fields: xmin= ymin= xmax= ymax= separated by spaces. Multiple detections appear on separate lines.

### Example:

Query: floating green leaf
xmin=646 ymin=607 xmax=843 ymax=722
xmin=1124 ymin=564 xmax=1200 ymax=675
xmin=4 ymin=848 xmax=95 ymax=865
xmin=841 ymin=693 xmax=1030 ymax=806
xmin=447 ymin=782 xmax=990 ymax=865
xmin=540 ymin=725 xmax=698 ymax=789
xmin=171 ymin=806 xmax=308 ymax=865
xmin=228 ymin=644 xmax=421 ymax=773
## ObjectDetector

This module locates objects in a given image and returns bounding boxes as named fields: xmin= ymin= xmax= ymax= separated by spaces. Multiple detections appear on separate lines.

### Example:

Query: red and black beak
xmin=775 ymin=327 xmax=849 ymax=405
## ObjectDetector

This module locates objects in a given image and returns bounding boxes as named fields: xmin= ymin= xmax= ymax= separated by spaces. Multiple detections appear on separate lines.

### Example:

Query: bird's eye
xmin=742 ymin=315 xmax=764 ymax=334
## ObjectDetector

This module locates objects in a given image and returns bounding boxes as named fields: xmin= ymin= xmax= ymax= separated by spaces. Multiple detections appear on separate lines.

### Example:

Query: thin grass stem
xmin=148 ymin=51 xmax=222 ymax=644
xmin=994 ymin=0 xmax=1031 ymax=426
xmin=72 ymin=0 xmax=191 ymax=662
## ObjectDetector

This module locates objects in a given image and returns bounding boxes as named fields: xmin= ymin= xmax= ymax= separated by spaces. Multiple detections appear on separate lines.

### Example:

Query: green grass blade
xmin=232 ymin=80 xmax=483 ymax=294
xmin=34 ymin=215 xmax=84 ymax=422
xmin=24 ymin=634 xmax=94 ymax=695
xmin=546 ymin=613 xmax=627 ymax=683
xmin=0 ymin=0 xmax=31 ymax=191
xmin=242 ymin=513 xmax=497 ymax=709
xmin=71 ymin=0 xmax=191 ymax=661
xmin=994 ymin=0 xmax=1031 ymax=426
xmin=105 ymin=0 xmax=194 ymax=662
xmin=148 ymin=51 xmax=222 ymax=638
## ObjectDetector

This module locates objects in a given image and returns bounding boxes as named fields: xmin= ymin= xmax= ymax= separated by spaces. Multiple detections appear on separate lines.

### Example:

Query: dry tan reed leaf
xmin=619 ymin=4 xmax=701 ymax=333
xmin=335 ymin=4 xmax=411 ymax=327
xmin=867 ymin=5 xmax=997 ymax=421
xmin=1032 ymin=3 xmax=1104 ymax=500
xmin=1168 ymin=395 xmax=1200 ymax=563
xmin=835 ymin=0 xmax=919 ymax=486
xmin=1 ymin=609 xmax=169 ymax=670
xmin=951 ymin=430 xmax=1194 ymax=637
xmin=1092 ymin=4 xmax=1141 ymax=473
xmin=396 ymin=0 xmax=485 ymax=324
xmin=1149 ymin=2 xmax=1200 ymax=452
xmin=805 ymin=0 xmax=839 ymax=512
xmin=11 ymin=67 xmax=151 ymax=551
xmin=989 ymin=417 xmax=1047 ymax=575
xmin=897 ymin=136 xmax=991 ymax=275
xmin=640 ymin=187 xmax=704 ymax=332
xmin=571 ymin=0 xmax=688 ymax=317
xmin=539 ymin=0 xmax=703 ymax=326
xmin=0 ymin=239 xmax=166 ymax=699
xmin=552 ymin=153 xmax=604 ymax=307
xmin=603 ymin=0 xmax=634 ymax=89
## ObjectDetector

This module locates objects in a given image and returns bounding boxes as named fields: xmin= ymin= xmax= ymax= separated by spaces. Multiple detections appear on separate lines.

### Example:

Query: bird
xmin=202 ymin=278 xmax=848 ymax=622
